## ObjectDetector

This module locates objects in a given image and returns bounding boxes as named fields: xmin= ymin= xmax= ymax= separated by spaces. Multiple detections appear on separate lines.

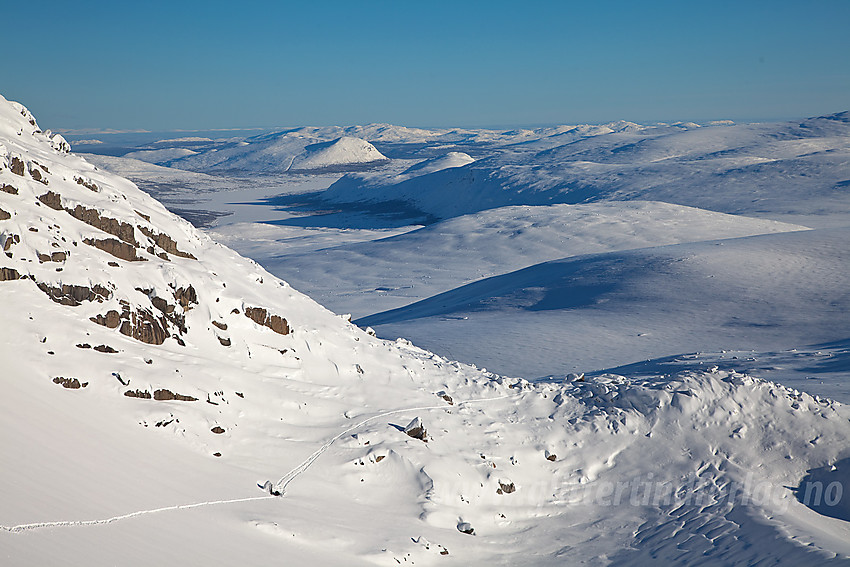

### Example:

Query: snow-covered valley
xmin=3 ymin=94 xmax=850 ymax=566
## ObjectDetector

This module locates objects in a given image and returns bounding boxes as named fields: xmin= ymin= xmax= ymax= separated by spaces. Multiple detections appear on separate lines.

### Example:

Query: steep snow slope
xmin=4 ymin=95 xmax=850 ymax=566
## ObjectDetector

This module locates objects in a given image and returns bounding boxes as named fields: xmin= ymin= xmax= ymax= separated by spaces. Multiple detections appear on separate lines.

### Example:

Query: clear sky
xmin=4 ymin=0 xmax=849 ymax=131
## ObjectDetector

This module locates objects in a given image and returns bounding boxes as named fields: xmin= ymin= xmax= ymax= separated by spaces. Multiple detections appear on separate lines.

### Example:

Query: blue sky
xmin=4 ymin=0 xmax=849 ymax=130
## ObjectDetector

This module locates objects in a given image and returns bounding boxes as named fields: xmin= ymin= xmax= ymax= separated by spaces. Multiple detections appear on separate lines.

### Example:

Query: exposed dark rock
xmin=37 ymin=282 xmax=110 ymax=306
xmin=497 ymin=481 xmax=516 ymax=495
xmin=90 ymin=310 xmax=121 ymax=329
xmin=93 ymin=344 xmax=118 ymax=353
xmin=134 ymin=209 xmax=150 ymax=221
xmin=37 ymin=251 xmax=67 ymax=263
xmin=10 ymin=157 xmax=24 ymax=176
xmin=68 ymin=204 xmax=136 ymax=244
xmin=138 ymin=226 xmax=196 ymax=259
xmin=0 ymin=208 xmax=11 ymax=220
xmin=437 ymin=391 xmax=453 ymax=405
xmin=375 ymin=455 xmax=386 ymax=463
xmin=0 ymin=268 xmax=20 ymax=283
xmin=235 ymin=392 xmax=244 ymax=398
xmin=211 ymin=426 xmax=225 ymax=434
xmin=108 ymin=261 xmax=119 ymax=267
xmin=457 ymin=522 xmax=474 ymax=535
xmin=217 ymin=336 xmax=231 ymax=347
xmin=174 ymin=285 xmax=197 ymax=310
xmin=403 ymin=417 xmax=427 ymax=441
xmin=124 ymin=389 xmax=152 ymax=399
xmin=0 ymin=184 xmax=18 ymax=194
xmin=2 ymin=233 xmax=20 ymax=252
xmin=74 ymin=176 xmax=99 ymax=192
xmin=546 ymin=452 xmax=557 ymax=462
xmin=76 ymin=343 xmax=91 ymax=349
xmin=37 ymin=190 xmax=62 ymax=210
xmin=29 ymin=165 xmax=48 ymax=185
xmin=83 ymin=237 xmax=145 ymax=262
xmin=118 ymin=306 xmax=169 ymax=345
xmin=153 ymin=389 xmax=197 ymax=402
xmin=53 ymin=376 xmax=87 ymax=389
xmin=212 ymin=320 xmax=227 ymax=331
xmin=244 ymin=306 xmax=290 ymax=335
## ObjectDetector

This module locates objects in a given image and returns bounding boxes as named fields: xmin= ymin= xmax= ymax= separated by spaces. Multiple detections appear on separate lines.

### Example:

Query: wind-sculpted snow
xmin=3 ymin=94 xmax=850 ymax=566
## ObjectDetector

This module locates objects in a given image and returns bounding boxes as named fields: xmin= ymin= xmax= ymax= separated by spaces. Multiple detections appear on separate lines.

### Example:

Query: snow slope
xmin=221 ymin=201 xmax=807 ymax=319
xmin=4 ymin=95 xmax=850 ymax=566
xmin=321 ymin=114 xmax=850 ymax=226
xmin=169 ymin=131 xmax=387 ymax=173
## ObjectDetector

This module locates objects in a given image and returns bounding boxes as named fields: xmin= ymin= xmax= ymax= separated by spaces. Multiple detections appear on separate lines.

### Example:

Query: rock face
xmin=244 ymin=307 xmax=290 ymax=335
xmin=37 ymin=282 xmax=110 ymax=306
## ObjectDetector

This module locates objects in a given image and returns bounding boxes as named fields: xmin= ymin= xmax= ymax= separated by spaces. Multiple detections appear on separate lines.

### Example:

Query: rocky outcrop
xmin=173 ymin=285 xmax=197 ymax=310
xmin=0 ymin=267 xmax=22 ymax=281
xmin=10 ymin=157 xmax=24 ymax=176
xmin=0 ymin=183 xmax=17 ymax=194
xmin=124 ymin=389 xmax=152 ymax=399
xmin=53 ymin=377 xmax=88 ymax=389
xmin=83 ymin=237 xmax=145 ymax=262
xmin=37 ymin=190 xmax=62 ymax=210
xmin=91 ymin=301 xmax=171 ymax=345
xmin=244 ymin=307 xmax=289 ymax=335
xmin=0 ymin=208 xmax=10 ymax=220
xmin=37 ymin=251 xmax=67 ymax=263
xmin=68 ymin=204 xmax=137 ymax=244
xmin=74 ymin=176 xmax=99 ymax=192
xmin=403 ymin=417 xmax=427 ymax=441
xmin=153 ymin=389 xmax=197 ymax=402
xmin=37 ymin=282 xmax=110 ymax=306
xmin=138 ymin=226 xmax=196 ymax=260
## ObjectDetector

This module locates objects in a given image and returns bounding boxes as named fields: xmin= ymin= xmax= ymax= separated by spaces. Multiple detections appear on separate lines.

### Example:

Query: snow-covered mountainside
xmin=4 ymin=95 xmax=850 ymax=566
xmin=322 ymin=114 xmax=850 ymax=226
xmin=157 ymin=131 xmax=388 ymax=173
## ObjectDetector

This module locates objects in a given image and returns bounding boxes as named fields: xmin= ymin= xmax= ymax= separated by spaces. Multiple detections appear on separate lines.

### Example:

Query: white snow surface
xmin=4 ymin=94 xmax=850 ymax=567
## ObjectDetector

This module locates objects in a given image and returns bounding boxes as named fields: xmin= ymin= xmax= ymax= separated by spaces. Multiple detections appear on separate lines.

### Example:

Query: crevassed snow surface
xmin=8 ymin=96 xmax=850 ymax=566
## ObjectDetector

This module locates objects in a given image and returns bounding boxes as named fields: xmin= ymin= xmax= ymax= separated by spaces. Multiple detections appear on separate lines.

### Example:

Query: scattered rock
xmin=545 ymin=450 xmax=557 ymax=462
xmin=212 ymin=320 xmax=228 ymax=331
xmin=0 ymin=208 xmax=10 ymax=220
xmin=217 ymin=336 xmax=231 ymax=347
xmin=235 ymin=391 xmax=244 ymax=398
xmin=93 ymin=344 xmax=118 ymax=353
xmin=497 ymin=480 xmax=516 ymax=495
xmin=0 ymin=184 xmax=18 ymax=194
xmin=437 ymin=391 xmax=453 ymax=405
xmin=211 ymin=426 xmax=225 ymax=434
xmin=457 ymin=522 xmax=474 ymax=535
xmin=76 ymin=343 xmax=91 ymax=349
xmin=53 ymin=376 xmax=87 ymax=389
xmin=74 ymin=176 xmax=99 ymax=192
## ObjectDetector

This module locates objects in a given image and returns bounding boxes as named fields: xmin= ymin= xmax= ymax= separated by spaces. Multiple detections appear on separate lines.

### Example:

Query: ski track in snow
xmin=0 ymin=394 xmax=511 ymax=533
